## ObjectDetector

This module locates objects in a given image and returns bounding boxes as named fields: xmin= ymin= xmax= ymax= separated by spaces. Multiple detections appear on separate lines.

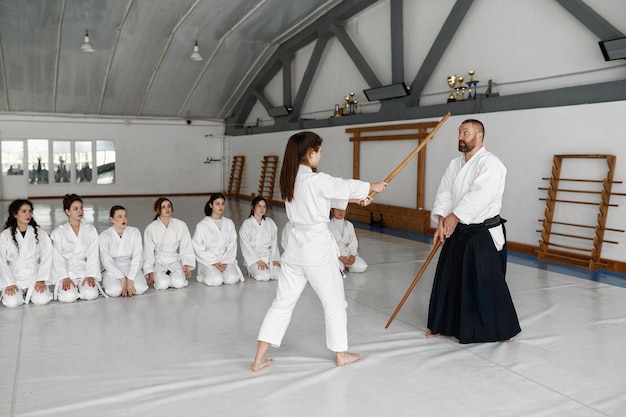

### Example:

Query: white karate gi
xmin=192 ymin=216 xmax=244 ymax=286
xmin=258 ymin=165 xmax=369 ymax=352
xmin=51 ymin=222 xmax=102 ymax=302
xmin=239 ymin=216 xmax=281 ymax=281
xmin=99 ymin=226 xmax=148 ymax=297
xmin=143 ymin=218 xmax=196 ymax=290
xmin=0 ymin=226 xmax=54 ymax=308
xmin=432 ymin=147 xmax=506 ymax=250
xmin=329 ymin=218 xmax=367 ymax=273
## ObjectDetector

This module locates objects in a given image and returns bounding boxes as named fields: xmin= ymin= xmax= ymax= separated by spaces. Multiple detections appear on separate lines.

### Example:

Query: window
xmin=28 ymin=139 xmax=49 ymax=184
xmin=53 ymin=141 xmax=72 ymax=183
xmin=96 ymin=140 xmax=116 ymax=184
xmin=75 ymin=141 xmax=93 ymax=183
xmin=2 ymin=141 xmax=24 ymax=176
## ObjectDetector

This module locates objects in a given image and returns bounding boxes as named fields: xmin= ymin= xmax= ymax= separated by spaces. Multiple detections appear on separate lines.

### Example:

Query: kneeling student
xmin=0 ymin=200 xmax=54 ymax=308
xmin=329 ymin=207 xmax=367 ymax=273
xmin=99 ymin=205 xmax=148 ymax=297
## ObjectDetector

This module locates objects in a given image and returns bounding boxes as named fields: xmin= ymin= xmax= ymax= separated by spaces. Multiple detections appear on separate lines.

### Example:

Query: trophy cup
xmin=466 ymin=70 xmax=479 ymax=100
xmin=447 ymin=75 xmax=457 ymax=102
xmin=455 ymin=76 xmax=465 ymax=101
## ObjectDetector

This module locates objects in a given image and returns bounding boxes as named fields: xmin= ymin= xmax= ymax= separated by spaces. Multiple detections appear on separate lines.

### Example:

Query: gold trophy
xmin=455 ymin=76 xmax=465 ymax=100
xmin=447 ymin=75 xmax=457 ymax=102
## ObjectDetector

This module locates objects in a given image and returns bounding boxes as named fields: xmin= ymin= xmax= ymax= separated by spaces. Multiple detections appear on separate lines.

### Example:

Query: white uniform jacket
xmin=51 ymin=222 xmax=101 ymax=281
xmin=432 ymin=147 xmax=506 ymax=248
xmin=192 ymin=216 xmax=239 ymax=266
xmin=143 ymin=218 xmax=196 ymax=274
xmin=239 ymin=216 xmax=281 ymax=268
xmin=99 ymin=226 xmax=143 ymax=281
xmin=0 ymin=226 xmax=54 ymax=290
xmin=328 ymin=219 xmax=359 ymax=258
xmin=282 ymin=165 xmax=369 ymax=266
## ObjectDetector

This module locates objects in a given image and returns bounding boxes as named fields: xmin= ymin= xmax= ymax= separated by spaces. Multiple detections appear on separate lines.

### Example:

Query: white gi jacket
xmin=99 ymin=226 xmax=143 ymax=281
xmin=282 ymin=165 xmax=369 ymax=266
xmin=328 ymin=218 xmax=359 ymax=258
xmin=143 ymin=218 xmax=196 ymax=274
xmin=51 ymin=222 xmax=101 ymax=281
xmin=432 ymin=147 xmax=506 ymax=248
xmin=192 ymin=216 xmax=239 ymax=266
xmin=0 ymin=226 xmax=54 ymax=290
xmin=239 ymin=216 xmax=281 ymax=268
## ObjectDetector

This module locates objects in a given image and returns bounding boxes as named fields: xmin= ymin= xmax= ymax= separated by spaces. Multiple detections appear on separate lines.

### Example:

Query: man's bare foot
xmin=251 ymin=358 xmax=274 ymax=372
xmin=426 ymin=330 xmax=440 ymax=338
xmin=336 ymin=351 xmax=360 ymax=367
xmin=500 ymin=337 xmax=515 ymax=343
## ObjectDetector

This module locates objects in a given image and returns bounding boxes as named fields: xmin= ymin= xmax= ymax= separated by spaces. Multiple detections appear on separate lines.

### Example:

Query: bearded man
xmin=426 ymin=119 xmax=521 ymax=344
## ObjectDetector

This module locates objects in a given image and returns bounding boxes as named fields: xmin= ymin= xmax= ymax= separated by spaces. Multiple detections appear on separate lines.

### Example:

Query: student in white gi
xmin=193 ymin=193 xmax=244 ymax=286
xmin=51 ymin=194 xmax=101 ymax=302
xmin=239 ymin=196 xmax=281 ymax=281
xmin=329 ymin=207 xmax=367 ymax=273
xmin=0 ymin=200 xmax=54 ymax=308
xmin=143 ymin=197 xmax=195 ymax=290
xmin=252 ymin=131 xmax=387 ymax=371
xmin=99 ymin=205 xmax=148 ymax=297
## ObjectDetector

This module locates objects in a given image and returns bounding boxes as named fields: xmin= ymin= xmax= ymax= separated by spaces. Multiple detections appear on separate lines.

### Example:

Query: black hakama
xmin=427 ymin=218 xmax=521 ymax=343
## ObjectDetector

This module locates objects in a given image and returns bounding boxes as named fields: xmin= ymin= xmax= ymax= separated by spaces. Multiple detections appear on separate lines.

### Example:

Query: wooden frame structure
xmin=344 ymin=121 xmax=440 ymax=233
xmin=537 ymin=154 xmax=624 ymax=270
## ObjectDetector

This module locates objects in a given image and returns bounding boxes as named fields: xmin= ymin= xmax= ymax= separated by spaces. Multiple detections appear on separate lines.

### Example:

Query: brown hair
xmin=63 ymin=194 xmax=83 ymax=212
xmin=153 ymin=197 xmax=173 ymax=220
xmin=249 ymin=196 xmax=267 ymax=219
xmin=279 ymin=131 xmax=323 ymax=202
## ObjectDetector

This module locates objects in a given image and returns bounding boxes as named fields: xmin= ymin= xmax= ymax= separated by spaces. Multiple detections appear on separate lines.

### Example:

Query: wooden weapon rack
xmin=537 ymin=154 xmax=624 ymax=270
xmin=345 ymin=121 xmax=440 ymax=233
xmin=257 ymin=155 xmax=279 ymax=204
xmin=227 ymin=155 xmax=245 ymax=198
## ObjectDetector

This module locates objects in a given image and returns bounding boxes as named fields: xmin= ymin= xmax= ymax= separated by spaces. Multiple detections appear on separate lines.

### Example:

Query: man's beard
xmin=458 ymin=140 xmax=475 ymax=153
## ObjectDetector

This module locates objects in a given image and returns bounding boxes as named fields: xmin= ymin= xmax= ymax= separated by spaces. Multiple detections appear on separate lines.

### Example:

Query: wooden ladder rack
xmin=227 ymin=156 xmax=245 ymax=198
xmin=257 ymin=155 xmax=279 ymax=204
xmin=537 ymin=154 xmax=624 ymax=270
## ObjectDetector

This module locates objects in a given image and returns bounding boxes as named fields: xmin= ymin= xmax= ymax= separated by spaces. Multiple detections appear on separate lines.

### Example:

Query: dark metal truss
xmin=226 ymin=0 xmax=626 ymax=136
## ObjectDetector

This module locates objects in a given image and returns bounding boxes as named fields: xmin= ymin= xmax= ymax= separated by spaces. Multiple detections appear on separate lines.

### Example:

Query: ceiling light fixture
xmin=190 ymin=40 xmax=203 ymax=61
xmin=80 ymin=30 xmax=95 ymax=52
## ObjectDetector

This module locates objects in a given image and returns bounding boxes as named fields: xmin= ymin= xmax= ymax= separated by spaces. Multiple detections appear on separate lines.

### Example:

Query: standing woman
xmin=99 ymin=205 xmax=148 ymax=297
xmin=252 ymin=131 xmax=387 ymax=371
xmin=239 ymin=196 xmax=281 ymax=281
xmin=0 ymin=200 xmax=54 ymax=308
xmin=143 ymin=197 xmax=195 ymax=290
xmin=51 ymin=194 xmax=101 ymax=302
xmin=192 ymin=193 xmax=244 ymax=286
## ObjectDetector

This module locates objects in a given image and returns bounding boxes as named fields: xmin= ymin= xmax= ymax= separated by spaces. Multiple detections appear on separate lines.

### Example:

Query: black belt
xmin=456 ymin=215 xmax=506 ymax=234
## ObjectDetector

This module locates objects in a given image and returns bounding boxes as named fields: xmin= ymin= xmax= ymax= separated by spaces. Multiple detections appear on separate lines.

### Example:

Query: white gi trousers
xmin=56 ymin=279 xmax=99 ymax=302
xmin=257 ymin=259 xmax=348 ymax=352
xmin=345 ymin=256 xmax=367 ymax=273
xmin=152 ymin=260 xmax=188 ymax=290
xmin=196 ymin=263 xmax=242 ymax=286
xmin=103 ymin=268 xmax=148 ymax=297
xmin=1 ymin=285 xmax=52 ymax=308
xmin=247 ymin=262 xmax=280 ymax=281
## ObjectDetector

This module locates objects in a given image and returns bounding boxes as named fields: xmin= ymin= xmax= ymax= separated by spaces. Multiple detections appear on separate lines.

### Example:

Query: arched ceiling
xmin=0 ymin=0 xmax=350 ymax=121
xmin=0 ymin=0 xmax=624 ymax=132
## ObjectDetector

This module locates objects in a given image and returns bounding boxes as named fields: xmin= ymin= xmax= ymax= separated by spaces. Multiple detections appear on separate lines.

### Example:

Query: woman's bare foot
xmin=252 ymin=358 xmax=274 ymax=372
xmin=252 ymin=341 xmax=274 ymax=372
xmin=426 ymin=330 xmax=440 ymax=338
xmin=336 ymin=351 xmax=360 ymax=367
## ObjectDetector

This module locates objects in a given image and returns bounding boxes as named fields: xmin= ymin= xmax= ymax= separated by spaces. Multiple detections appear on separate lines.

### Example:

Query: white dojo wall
xmin=228 ymin=100 xmax=626 ymax=263
xmin=0 ymin=114 xmax=226 ymax=198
